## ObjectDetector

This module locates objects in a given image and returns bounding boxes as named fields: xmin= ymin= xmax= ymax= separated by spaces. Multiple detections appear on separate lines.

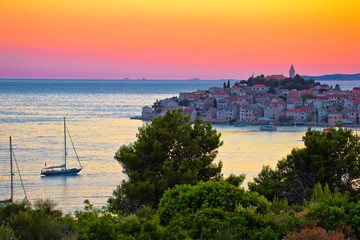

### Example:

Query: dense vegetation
xmin=108 ymin=109 xmax=224 ymax=212
xmin=238 ymin=74 xmax=319 ymax=90
xmin=249 ymin=125 xmax=360 ymax=204
xmin=2 ymin=111 xmax=360 ymax=239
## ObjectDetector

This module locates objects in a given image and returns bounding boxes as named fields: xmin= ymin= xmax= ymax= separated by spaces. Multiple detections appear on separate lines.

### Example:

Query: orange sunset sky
xmin=0 ymin=0 xmax=359 ymax=79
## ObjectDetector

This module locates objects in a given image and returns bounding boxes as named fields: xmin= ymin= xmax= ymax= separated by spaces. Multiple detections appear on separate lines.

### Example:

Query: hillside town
xmin=140 ymin=66 xmax=360 ymax=126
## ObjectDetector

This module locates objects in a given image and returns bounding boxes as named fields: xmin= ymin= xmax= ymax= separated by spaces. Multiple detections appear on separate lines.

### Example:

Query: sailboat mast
xmin=10 ymin=136 xmax=13 ymax=203
xmin=64 ymin=117 xmax=67 ymax=170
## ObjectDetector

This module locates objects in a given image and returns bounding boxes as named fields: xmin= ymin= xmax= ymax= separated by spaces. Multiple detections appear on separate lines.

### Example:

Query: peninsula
xmin=139 ymin=66 xmax=360 ymax=126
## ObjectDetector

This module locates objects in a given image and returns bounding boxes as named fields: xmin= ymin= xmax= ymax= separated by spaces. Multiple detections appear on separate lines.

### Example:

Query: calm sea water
xmin=0 ymin=79 xmax=359 ymax=213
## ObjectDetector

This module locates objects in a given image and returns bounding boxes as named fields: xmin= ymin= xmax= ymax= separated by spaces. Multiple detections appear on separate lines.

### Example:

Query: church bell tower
xmin=289 ymin=64 xmax=296 ymax=78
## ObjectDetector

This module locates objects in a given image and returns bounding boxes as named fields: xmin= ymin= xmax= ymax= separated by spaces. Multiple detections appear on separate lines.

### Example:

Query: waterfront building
xmin=264 ymin=104 xmax=285 ymax=119
xmin=286 ymin=109 xmax=301 ymax=120
xmin=217 ymin=105 xmax=239 ymax=120
xmin=318 ymin=108 xmax=328 ymax=123
xmin=142 ymin=106 xmax=153 ymax=119
xmin=347 ymin=110 xmax=357 ymax=123
xmin=328 ymin=113 xmax=347 ymax=125
xmin=239 ymin=105 xmax=263 ymax=122
xmin=204 ymin=108 xmax=217 ymax=120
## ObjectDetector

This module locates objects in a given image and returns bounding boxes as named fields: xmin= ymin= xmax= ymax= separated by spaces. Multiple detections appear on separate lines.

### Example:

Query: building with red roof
xmin=251 ymin=84 xmax=269 ymax=93
xmin=182 ymin=108 xmax=197 ymax=121
xmin=213 ymin=92 xmax=230 ymax=101
xmin=290 ymin=89 xmax=299 ymax=99
xmin=231 ymin=87 xmax=243 ymax=95
xmin=265 ymin=75 xmax=286 ymax=81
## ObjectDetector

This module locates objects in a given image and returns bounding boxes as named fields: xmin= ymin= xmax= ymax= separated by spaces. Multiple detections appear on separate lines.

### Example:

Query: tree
xmin=213 ymin=98 xmax=217 ymax=108
xmin=227 ymin=80 xmax=230 ymax=88
xmin=157 ymin=180 xmax=273 ymax=239
xmin=335 ymin=84 xmax=341 ymax=90
xmin=152 ymin=99 xmax=162 ymax=113
xmin=178 ymin=99 xmax=190 ymax=107
xmin=268 ymin=85 xmax=275 ymax=94
xmin=249 ymin=126 xmax=360 ymax=203
xmin=301 ymin=93 xmax=316 ymax=101
xmin=108 ymin=109 xmax=223 ymax=212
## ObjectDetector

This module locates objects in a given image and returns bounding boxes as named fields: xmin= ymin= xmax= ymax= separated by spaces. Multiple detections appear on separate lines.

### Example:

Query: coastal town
xmin=140 ymin=65 xmax=360 ymax=126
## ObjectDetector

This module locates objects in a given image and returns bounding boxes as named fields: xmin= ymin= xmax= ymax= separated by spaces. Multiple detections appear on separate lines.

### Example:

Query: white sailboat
xmin=41 ymin=117 xmax=82 ymax=176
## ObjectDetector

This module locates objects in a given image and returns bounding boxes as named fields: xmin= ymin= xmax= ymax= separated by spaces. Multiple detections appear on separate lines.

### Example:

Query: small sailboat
xmin=41 ymin=117 xmax=82 ymax=176
xmin=1 ymin=137 xmax=27 ymax=203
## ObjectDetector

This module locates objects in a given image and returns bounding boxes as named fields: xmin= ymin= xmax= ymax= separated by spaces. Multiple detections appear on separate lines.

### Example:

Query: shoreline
xmin=130 ymin=116 xmax=359 ymax=128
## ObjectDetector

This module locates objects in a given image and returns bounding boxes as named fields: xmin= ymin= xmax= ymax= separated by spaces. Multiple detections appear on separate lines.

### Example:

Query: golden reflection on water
xmin=217 ymin=127 xmax=305 ymax=185
xmin=1 ymin=118 xmax=307 ymax=213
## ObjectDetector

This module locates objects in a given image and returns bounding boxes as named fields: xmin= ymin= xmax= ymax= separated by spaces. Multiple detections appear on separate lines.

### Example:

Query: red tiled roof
xmin=214 ymin=92 xmax=229 ymax=96
xmin=265 ymin=75 xmax=286 ymax=80
xmin=300 ymin=90 xmax=313 ymax=93
xmin=252 ymin=84 xmax=267 ymax=88
xmin=330 ymin=94 xmax=347 ymax=98
xmin=301 ymin=108 xmax=311 ymax=113
xmin=183 ymin=108 xmax=195 ymax=114
xmin=317 ymin=96 xmax=330 ymax=100
xmin=287 ymin=109 xmax=301 ymax=113
xmin=224 ymin=95 xmax=239 ymax=100
xmin=231 ymin=87 xmax=242 ymax=90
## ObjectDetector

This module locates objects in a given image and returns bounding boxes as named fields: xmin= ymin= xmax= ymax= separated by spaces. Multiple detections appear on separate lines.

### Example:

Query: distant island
xmin=302 ymin=73 xmax=360 ymax=81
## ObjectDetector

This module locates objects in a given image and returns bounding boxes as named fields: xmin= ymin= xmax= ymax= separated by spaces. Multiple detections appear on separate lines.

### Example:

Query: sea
xmin=0 ymin=79 xmax=359 ymax=213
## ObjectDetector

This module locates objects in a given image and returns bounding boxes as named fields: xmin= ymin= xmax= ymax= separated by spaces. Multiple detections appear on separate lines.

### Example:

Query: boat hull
xmin=234 ymin=123 xmax=247 ymax=127
xmin=41 ymin=168 xmax=82 ymax=176
xmin=259 ymin=125 xmax=277 ymax=131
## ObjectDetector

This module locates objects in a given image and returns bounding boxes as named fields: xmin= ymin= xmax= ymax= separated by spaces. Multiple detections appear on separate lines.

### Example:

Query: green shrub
xmin=0 ymin=225 xmax=16 ymax=240
xmin=9 ymin=210 xmax=62 ymax=240
xmin=0 ymin=201 xmax=30 ymax=224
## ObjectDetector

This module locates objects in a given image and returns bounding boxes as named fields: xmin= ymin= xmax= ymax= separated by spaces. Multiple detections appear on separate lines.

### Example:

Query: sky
xmin=0 ymin=0 xmax=359 ymax=80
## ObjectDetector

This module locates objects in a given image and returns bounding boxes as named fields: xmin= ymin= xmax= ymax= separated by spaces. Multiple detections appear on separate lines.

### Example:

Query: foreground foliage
xmin=3 ymin=120 xmax=360 ymax=239
xmin=0 ymin=200 xmax=76 ymax=240
xmin=109 ymin=109 xmax=223 ymax=212
xmin=249 ymin=125 xmax=360 ymax=204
